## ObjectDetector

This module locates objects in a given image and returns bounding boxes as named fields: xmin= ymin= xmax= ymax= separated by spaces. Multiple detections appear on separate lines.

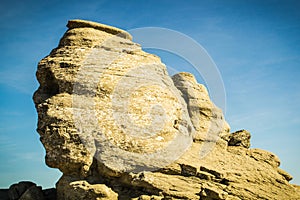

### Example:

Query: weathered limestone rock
xmin=33 ymin=19 xmax=300 ymax=200
xmin=56 ymin=176 xmax=118 ymax=200
xmin=6 ymin=181 xmax=55 ymax=200
xmin=246 ymin=148 xmax=281 ymax=167
xmin=33 ymin=19 xmax=194 ymax=178
xmin=172 ymin=72 xmax=230 ymax=141
xmin=172 ymin=72 xmax=230 ymax=158
xmin=66 ymin=19 xmax=132 ymax=40
xmin=228 ymin=130 xmax=251 ymax=148
xmin=19 ymin=185 xmax=44 ymax=200
xmin=8 ymin=181 xmax=36 ymax=200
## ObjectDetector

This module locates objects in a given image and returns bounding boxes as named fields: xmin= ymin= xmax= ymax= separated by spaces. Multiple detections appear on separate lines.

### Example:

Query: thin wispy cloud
xmin=0 ymin=135 xmax=17 ymax=152
xmin=0 ymin=69 xmax=37 ymax=95
xmin=13 ymin=152 xmax=43 ymax=162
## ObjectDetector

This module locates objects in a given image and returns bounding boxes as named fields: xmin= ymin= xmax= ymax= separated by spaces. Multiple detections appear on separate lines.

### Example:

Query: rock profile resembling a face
xmin=33 ymin=19 xmax=300 ymax=200
xmin=33 ymin=19 xmax=196 ymax=176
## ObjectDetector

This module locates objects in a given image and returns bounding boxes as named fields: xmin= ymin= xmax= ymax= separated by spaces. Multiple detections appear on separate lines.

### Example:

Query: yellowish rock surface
xmin=33 ymin=19 xmax=300 ymax=200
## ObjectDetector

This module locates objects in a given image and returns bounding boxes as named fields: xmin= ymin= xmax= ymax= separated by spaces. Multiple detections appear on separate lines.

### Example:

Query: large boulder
xmin=33 ymin=19 xmax=300 ymax=200
xmin=8 ymin=181 xmax=36 ymax=200
xmin=33 ymin=19 xmax=194 ymax=178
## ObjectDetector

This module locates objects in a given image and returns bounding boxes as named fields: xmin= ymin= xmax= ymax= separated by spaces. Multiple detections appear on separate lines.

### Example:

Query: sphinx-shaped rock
xmin=33 ymin=19 xmax=300 ymax=199
xmin=33 ymin=19 xmax=194 ymax=178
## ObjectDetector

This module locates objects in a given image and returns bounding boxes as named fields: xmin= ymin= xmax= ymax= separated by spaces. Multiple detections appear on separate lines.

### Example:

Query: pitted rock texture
xmin=33 ymin=19 xmax=300 ymax=199
xmin=228 ymin=130 xmax=251 ymax=149
xmin=33 ymin=19 xmax=194 ymax=177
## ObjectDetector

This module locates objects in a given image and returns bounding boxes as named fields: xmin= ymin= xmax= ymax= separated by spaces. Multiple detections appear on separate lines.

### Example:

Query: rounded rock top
xmin=67 ymin=19 xmax=132 ymax=40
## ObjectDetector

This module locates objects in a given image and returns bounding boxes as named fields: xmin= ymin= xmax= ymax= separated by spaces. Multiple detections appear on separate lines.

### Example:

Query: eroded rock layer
xmin=33 ymin=19 xmax=300 ymax=200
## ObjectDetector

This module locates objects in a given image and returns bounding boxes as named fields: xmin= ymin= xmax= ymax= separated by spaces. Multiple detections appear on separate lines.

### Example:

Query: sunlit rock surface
xmin=32 ymin=19 xmax=300 ymax=200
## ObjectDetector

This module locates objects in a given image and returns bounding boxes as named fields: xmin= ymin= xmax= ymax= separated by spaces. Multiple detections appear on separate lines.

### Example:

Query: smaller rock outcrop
xmin=1 ymin=181 xmax=56 ymax=200
xmin=8 ymin=181 xmax=36 ymax=200
xmin=228 ymin=130 xmax=251 ymax=148
xmin=56 ymin=176 xmax=118 ymax=200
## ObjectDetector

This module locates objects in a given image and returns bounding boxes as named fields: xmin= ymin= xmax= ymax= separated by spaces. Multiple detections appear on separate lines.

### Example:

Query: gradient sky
xmin=0 ymin=0 xmax=299 ymax=188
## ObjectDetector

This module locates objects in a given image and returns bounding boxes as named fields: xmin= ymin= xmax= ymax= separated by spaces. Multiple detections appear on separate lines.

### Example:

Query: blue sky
xmin=0 ymin=0 xmax=299 ymax=188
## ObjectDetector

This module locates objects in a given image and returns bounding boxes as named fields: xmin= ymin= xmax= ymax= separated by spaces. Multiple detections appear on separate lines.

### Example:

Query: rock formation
xmin=32 ymin=19 xmax=300 ymax=199
xmin=0 ymin=181 xmax=56 ymax=200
